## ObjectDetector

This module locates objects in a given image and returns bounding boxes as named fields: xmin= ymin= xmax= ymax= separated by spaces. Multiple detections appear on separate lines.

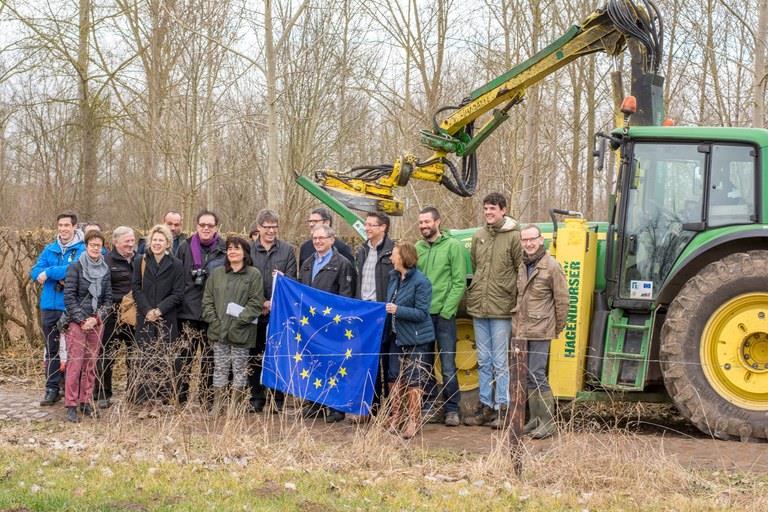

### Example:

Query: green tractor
xmin=296 ymin=0 xmax=768 ymax=440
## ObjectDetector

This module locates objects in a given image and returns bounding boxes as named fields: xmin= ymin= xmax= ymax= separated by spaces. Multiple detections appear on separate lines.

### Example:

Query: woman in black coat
xmin=132 ymin=224 xmax=184 ymax=405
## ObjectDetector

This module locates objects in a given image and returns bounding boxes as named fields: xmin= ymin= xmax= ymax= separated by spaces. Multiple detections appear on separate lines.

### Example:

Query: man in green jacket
xmin=464 ymin=193 xmax=522 ymax=427
xmin=416 ymin=207 xmax=467 ymax=427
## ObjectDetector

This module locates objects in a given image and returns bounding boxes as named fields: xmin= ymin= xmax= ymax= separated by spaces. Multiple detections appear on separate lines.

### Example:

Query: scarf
xmin=523 ymin=244 xmax=547 ymax=267
xmin=190 ymin=232 xmax=220 ymax=269
xmin=79 ymin=251 xmax=109 ymax=311
xmin=58 ymin=229 xmax=84 ymax=254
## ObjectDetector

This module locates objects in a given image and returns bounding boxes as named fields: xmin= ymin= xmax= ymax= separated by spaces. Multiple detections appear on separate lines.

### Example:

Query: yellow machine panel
xmin=548 ymin=218 xmax=598 ymax=398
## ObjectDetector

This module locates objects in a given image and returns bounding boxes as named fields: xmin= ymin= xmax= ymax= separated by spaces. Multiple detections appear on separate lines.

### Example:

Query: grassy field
xmin=1 ymin=406 xmax=767 ymax=512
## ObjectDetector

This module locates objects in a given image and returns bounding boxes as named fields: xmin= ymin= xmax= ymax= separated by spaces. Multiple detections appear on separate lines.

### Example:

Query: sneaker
xmin=40 ymin=389 xmax=60 ymax=406
xmin=444 ymin=411 xmax=461 ymax=427
xmin=66 ymin=407 xmax=80 ymax=423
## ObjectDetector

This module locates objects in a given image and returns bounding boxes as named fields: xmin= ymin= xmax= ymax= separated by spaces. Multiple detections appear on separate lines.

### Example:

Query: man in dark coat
xmin=354 ymin=211 xmax=394 ymax=413
xmin=299 ymin=224 xmax=356 ymax=422
xmin=94 ymin=226 xmax=137 ymax=409
xmin=248 ymin=209 xmax=297 ymax=412
xmin=137 ymin=211 xmax=188 ymax=257
xmin=174 ymin=209 xmax=227 ymax=407
xmin=298 ymin=207 xmax=354 ymax=268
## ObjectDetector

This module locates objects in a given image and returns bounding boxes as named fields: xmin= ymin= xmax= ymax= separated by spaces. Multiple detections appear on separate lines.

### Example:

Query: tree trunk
xmin=265 ymin=0 xmax=279 ymax=209
xmin=78 ymin=0 xmax=97 ymax=220
xmin=755 ymin=0 xmax=768 ymax=127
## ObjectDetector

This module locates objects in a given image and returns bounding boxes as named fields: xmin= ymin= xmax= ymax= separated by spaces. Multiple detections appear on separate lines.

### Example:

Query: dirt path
xmin=1 ymin=381 xmax=766 ymax=473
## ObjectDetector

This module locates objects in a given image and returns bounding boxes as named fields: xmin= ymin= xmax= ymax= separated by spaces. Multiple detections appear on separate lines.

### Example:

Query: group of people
xmin=31 ymin=192 xmax=568 ymax=440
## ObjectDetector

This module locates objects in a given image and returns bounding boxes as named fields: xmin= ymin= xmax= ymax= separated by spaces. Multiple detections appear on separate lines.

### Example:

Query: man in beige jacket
xmin=513 ymin=224 xmax=569 ymax=438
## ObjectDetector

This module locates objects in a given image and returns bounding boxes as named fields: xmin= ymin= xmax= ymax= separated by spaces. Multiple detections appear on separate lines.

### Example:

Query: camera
xmin=191 ymin=268 xmax=208 ymax=286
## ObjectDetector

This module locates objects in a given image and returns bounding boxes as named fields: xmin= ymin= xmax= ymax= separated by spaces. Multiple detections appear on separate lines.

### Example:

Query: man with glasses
xmin=299 ymin=224 xmax=356 ymax=422
xmin=513 ymin=224 xmax=568 ymax=438
xmin=298 ymin=207 xmax=354 ymax=267
xmin=248 ymin=209 xmax=297 ymax=413
xmin=31 ymin=211 xmax=86 ymax=406
xmin=175 ymin=209 xmax=227 ymax=408
xmin=354 ymin=212 xmax=394 ymax=414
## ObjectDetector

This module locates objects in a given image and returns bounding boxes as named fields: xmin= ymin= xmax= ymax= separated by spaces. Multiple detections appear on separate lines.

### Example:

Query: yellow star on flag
xmin=328 ymin=377 xmax=337 ymax=388
xmin=300 ymin=316 xmax=309 ymax=326
xmin=295 ymin=332 xmax=302 ymax=342
xmin=344 ymin=329 xmax=353 ymax=340
xmin=314 ymin=378 xmax=322 ymax=389
xmin=293 ymin=352 xmax=302 ymax=363
xmin=345 ymin=348 xmax=352 ymax=359
xmin=309 ymin=306 xmax=316 ymax=316
xmin=301 ymin=368 xmax=310 ymax=379
xmin=323 ymin=306 xmax=332 ymax=316
xmin=339 ymin=367 xmax=347 ymax=377
xmin=333 ymin=314 xmax=342 ymax=324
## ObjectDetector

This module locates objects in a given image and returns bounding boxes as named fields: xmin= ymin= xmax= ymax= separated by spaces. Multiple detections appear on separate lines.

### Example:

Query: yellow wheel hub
xmin=701 ymin=293 xmax=768 ymax=410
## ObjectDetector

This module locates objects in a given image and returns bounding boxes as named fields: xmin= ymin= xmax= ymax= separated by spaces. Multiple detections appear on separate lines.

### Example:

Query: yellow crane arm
xmin=316 ymin=0 xmax=663 ymax=215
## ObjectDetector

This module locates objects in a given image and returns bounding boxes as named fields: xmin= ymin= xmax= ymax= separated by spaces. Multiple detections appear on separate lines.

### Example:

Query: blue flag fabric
xmin=262 ymin=274 xmax=386 ymax=415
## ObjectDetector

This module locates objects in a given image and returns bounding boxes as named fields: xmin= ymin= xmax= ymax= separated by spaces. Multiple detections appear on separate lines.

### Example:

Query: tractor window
xmin=619 ymin=143 xmax=705 ymax=300
xmin=707 ymin=145 xmax=756 ymax=227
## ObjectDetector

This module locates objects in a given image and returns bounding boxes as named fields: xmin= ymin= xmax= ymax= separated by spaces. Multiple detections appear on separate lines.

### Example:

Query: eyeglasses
xmin=198 ymin=223 xmax=216 ymax=229
xmin=520 ymin=236 xmax=542 ymax=242
xmin=312 ymin=236 xmax=332 ymax=241
xmin=306 ymin=219 xmax=324 ymax=225
xmin=260 ymin=224 xmax=279 ymax=231
xmin=87 ymin=243 xmax=103 ymax=248
xmin=364 ymin=222 xmax=383 ymax=228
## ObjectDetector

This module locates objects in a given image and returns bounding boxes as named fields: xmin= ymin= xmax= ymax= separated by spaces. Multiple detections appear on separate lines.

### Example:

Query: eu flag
xmin=262 ymin=274 xmax=386 ymax=415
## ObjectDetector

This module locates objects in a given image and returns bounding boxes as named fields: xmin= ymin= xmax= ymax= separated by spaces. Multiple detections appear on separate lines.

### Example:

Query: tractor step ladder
xmin=600 ymin=309 xmax=653 ymax=391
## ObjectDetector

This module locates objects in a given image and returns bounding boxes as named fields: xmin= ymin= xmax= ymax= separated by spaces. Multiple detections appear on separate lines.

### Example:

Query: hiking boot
xmin=96 ymin=399 xmax=111 ymax=410
xmin=489 ymin=405 xmax=508 ymax=430
xmin=66 ymin=407 xmax=80 ymax=423
xmin=463 ymin=404 xmax=496 ymax=426
xmin=444 ymin=411 xmax=461 ymax=427
xmin=423 ymin=408 xmax=445 ymax=424
xmin=40 ymin=389 xmax=60 ymax=406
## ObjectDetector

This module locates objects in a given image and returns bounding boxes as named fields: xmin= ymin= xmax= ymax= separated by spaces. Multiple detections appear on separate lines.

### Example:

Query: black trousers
xmin=248 ymin=314 xmax=284 ymax=407
xmin=175 ymin=319 xmax=214 ymax=405
xmin=93 ymin=308 xmax=136 ymax=401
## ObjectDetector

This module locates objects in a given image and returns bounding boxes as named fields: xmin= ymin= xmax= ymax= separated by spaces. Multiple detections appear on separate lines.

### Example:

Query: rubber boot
xmin=386 ymin=382 xmax=404 ymax=432
xmin=522 ymin=390 xmax=542 ymax=435
xmin=401 ymin=388 xmax=423 ymax=439
xmin=530 ymin=390 xmax=556 ymax=439
xmin=209 ymin=386 xmax=226 ymax=418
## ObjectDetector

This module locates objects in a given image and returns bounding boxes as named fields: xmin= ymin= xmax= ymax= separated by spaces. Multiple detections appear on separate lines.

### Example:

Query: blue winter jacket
xmin=30 ymin=239 xmax=86 ymax=311
xmin=386 ymin=268 xmax=434 ymax=346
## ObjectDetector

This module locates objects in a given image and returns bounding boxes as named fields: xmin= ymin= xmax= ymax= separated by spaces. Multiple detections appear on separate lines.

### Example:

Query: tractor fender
xmin=656 ymin=229 xmax=768 ymax=305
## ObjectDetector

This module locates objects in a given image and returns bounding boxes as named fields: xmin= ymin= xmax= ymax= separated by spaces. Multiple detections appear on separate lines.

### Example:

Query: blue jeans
xmin=433 ymin=315 xmax=460 ymax=414
xmin=41 ymin=309 xmax=64 ymax=392
xmin=473 ymin=318 xmax=511 ymax=409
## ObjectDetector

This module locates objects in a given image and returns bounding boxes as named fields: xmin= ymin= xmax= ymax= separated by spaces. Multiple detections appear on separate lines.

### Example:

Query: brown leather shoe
xmin=463 ymin=404 xmax=496 ymax=426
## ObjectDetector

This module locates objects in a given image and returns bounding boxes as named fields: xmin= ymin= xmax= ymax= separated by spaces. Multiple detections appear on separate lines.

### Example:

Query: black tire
xmin=660 ymin=251 xmax=768 ymax=441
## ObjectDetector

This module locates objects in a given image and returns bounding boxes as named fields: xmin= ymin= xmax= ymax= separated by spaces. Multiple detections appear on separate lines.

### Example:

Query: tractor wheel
xmin=660 ymin=251 xmax=768 ymax=441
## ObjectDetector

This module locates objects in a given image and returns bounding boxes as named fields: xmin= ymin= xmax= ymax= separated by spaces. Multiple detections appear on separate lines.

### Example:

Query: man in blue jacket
xmin=30 ymin=212 xmax=86 ymax=406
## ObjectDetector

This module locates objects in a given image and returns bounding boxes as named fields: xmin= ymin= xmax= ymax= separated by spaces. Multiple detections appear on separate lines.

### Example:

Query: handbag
xmin=119 ymin=256 xmax=146 ymax=326
xmin=118 ymin=293 xmax=137 ymax=326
